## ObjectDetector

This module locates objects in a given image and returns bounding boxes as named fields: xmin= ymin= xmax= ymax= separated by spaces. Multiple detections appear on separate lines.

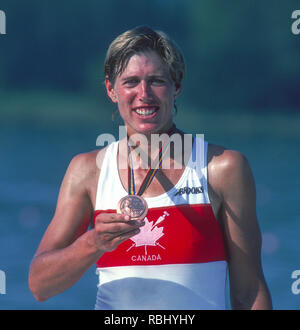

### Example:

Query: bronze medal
xmin=117 ymin=195 xmax=148 ymax=220
xmin=117 ymin=125 xmax=176 ymax=220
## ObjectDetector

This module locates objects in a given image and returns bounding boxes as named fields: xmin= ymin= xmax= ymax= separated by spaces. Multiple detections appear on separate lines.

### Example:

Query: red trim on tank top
xmin=94 ymin=204 xmax=227 ymax=268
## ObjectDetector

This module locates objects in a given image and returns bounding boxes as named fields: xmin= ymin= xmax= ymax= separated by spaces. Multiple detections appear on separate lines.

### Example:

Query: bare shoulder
xmin=64 ymin=147 xmax=109 ymax=198
xmin=67 ymin=150 xmax=97 ymax=183
xmin=67 ymin=147 xmax=108 ymax=179
xmin=207 ymin=143 xmax=254 ymax=198
xmin=208 ymin=143 xmax=250 ymax=172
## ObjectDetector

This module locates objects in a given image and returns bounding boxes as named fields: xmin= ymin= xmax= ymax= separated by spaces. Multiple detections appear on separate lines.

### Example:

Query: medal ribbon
xmin=127 ymin=125 xmax=176 ymax=196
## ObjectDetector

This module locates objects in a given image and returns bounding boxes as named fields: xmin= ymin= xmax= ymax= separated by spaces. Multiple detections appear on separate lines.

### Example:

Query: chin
xmin=126 ymin=120 xmax=173 ymax=137
xmin=129 ymin=124 xmax=158 ymax=135
xmin=140 ymin=126 xmax=164 ymax=135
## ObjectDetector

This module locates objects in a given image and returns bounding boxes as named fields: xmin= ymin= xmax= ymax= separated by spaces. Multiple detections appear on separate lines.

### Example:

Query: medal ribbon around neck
xmin=127 ymin=125 xmax=176 ymax=196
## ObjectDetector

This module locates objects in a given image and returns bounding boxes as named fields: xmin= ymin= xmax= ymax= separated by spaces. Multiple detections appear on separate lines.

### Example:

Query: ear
xmin=174 ymin=82 xmax=182 ymax=100
xmin=105 ymin=76 xmax=118 ymax=103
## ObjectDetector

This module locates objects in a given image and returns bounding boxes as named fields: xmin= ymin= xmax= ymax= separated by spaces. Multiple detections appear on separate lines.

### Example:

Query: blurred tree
xmin=186 ymin=1 xmax=300 ymax=110
xmin=0 ymin=0 xmax=299 ymax=111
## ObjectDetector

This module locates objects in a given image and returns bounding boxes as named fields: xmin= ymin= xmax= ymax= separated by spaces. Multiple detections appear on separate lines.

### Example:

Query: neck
xmin=127 ymin=123 xmax=177 ymax=152
xmin=125 ymin=124 xmax=186 ymax=171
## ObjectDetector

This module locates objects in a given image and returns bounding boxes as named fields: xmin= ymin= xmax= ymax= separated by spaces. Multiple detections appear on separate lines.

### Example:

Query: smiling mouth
xmin=133 ymin=106 xmax=159 ymax=116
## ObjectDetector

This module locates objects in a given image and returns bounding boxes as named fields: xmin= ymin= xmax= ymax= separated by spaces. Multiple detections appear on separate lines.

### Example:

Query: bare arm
xmin=213 ymin=149 xmax=272 ymax=309
xmin=29 ymin=152 xmax=143 ymax=302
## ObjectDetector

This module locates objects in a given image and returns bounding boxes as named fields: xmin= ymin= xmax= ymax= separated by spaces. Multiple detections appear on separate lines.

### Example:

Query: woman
xmin=29 ymin=26 xmax=272 ymax=309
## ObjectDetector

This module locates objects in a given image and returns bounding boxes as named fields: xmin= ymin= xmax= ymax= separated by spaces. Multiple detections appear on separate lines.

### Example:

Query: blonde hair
xmin=104 ymin=26 xmax=185 ymax=88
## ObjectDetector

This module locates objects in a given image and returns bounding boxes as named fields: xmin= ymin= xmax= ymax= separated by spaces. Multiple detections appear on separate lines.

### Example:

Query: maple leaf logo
xmin=126 ymin=211 xmax=170 ymax=255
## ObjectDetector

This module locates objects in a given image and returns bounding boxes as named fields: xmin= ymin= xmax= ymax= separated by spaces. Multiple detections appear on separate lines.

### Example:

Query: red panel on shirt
xmin=94 ymin=204 xmax=227 ymax=268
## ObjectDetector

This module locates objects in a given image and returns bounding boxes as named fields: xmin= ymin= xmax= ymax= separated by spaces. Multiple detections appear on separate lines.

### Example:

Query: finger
xmin=103 ymin=227 xmax=141 ymax=252
xmin=98 ymin=220 xmax=144 ymax=236
xmin=128 ymin=213 xmax=147 ymax=222
xmin=95 ymin=212 xmax=130 ymax=224
xmin=100 ymin=226 xmax=140 ymax=246
xmin=111 ymin=227 xmax=141 ymax=245
xmin=96 ymin=214 xmax=145 ymax=229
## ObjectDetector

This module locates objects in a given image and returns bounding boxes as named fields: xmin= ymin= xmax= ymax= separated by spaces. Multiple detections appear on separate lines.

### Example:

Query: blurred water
xmin=0 ymin=111 xmax=300 ymax=310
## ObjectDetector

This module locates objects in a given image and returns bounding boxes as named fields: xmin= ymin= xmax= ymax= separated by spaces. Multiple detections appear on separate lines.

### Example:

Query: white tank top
xmin=94 ymin=137 xmax=227 ymax=310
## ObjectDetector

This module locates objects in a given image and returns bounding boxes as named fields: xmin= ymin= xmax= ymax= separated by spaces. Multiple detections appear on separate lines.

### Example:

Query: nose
xmin=138 ymin=80 xmax=152 ymax=101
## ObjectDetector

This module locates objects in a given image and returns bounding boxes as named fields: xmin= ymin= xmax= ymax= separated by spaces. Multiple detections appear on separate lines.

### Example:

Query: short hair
xmin=104 ymin=26 xmax=185 ymax=88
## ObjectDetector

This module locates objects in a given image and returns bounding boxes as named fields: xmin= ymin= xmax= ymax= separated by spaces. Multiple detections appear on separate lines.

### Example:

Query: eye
xmin=123 ymin=79 xmax=139 ymax=86
xmin=150 ymin=78 xmax=166 ymax=86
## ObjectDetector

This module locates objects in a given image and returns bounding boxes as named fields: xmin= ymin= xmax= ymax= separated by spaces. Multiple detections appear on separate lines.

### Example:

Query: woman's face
xmin=106 ymin=50 xmax=181 ymax=136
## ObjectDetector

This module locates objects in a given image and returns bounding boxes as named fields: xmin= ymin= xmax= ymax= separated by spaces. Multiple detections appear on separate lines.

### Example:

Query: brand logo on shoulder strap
xmin=174 ymin=186 xmax=203 ymax=196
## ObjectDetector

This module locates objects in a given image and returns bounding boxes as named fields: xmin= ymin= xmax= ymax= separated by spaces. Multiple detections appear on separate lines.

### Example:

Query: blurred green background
xmin=0 ymin=0 xmax=300 ymax=309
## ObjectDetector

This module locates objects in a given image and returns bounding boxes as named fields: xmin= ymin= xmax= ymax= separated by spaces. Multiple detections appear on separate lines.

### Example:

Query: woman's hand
xmin=93 ymin=212 xmax=145 ymax=252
